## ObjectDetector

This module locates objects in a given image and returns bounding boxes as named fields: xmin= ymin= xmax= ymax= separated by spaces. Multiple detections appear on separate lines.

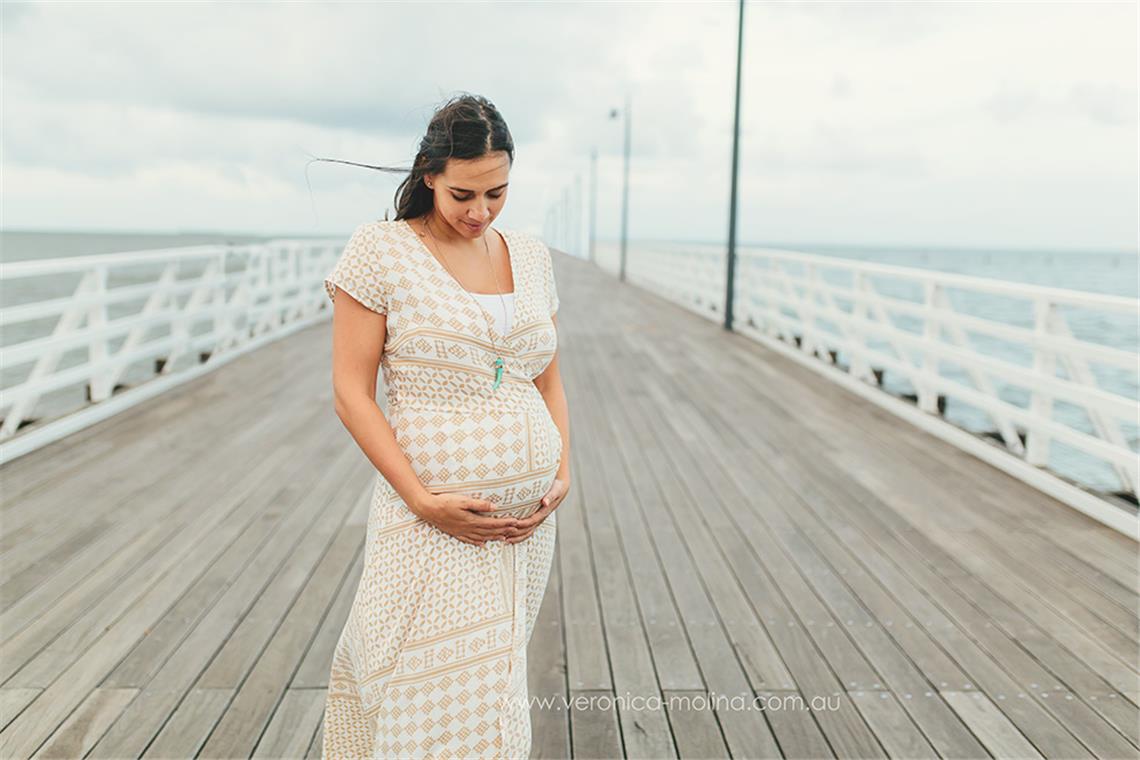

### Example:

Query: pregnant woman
xmin=319 ymin=94 xmax=571 ymax=758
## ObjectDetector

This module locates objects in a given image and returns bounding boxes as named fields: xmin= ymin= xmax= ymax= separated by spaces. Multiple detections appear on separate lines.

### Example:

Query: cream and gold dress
xmin=320 ymin=219 xmax=562 ymax=759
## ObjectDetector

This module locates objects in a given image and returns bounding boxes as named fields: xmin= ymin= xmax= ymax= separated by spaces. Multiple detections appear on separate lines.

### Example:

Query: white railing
xmin=0 ymin=238 xmax=344 ymax=461
xmin=608 ymin=242 xmax=1139 ymax=534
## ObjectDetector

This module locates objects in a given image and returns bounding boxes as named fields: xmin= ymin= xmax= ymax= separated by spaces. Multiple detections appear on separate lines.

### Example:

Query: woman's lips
xmin=464 ymin=221 xmax=484 ymax=231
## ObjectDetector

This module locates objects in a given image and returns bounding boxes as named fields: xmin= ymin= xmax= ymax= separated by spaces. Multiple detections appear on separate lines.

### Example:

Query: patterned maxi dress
xmin=320 ymin=219 xmax=563 ymax=759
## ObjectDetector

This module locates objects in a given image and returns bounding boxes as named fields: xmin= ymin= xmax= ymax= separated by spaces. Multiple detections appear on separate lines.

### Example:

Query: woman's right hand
xmin=413 ymin=491 xmax=521 ymax=546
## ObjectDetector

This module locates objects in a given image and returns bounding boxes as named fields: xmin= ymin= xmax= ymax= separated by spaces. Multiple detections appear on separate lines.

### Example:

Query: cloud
xmin=1068 ymin=82 xmax=1137 ymax=126
xmin=981 ymin=81 xmax=1136 ymax=125
xmin=1 ymin=0 xmax=1135 ymax=252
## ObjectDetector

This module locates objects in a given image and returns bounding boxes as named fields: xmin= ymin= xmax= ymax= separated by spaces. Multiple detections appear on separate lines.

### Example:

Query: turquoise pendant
xmin=492 ymin=356 xmax=504 ymax=390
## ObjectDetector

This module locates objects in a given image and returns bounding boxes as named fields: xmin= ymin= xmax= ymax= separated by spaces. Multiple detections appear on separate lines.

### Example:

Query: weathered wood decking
xmin=1 ymin=250 xmax=1137 ymax=759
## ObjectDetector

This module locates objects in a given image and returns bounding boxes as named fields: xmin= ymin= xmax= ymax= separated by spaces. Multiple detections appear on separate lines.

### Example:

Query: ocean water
xmin=5 ymin=230 xmax=1138 ymax=498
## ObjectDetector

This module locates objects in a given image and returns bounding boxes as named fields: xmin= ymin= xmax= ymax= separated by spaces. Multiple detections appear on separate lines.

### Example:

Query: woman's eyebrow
xmin=446 ymin=182 xmax=510 ymax=193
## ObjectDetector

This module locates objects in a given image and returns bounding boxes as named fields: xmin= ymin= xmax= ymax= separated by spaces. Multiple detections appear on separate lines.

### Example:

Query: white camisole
xmin=468 ymin=290 xmax=515 ymax=336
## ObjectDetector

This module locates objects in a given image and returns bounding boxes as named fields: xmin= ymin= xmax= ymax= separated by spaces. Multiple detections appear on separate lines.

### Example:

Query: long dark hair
xmin=307 ymin=93 xmax=515 ymax=221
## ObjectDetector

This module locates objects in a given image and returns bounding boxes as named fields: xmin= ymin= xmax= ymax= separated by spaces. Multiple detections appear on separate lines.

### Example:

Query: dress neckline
xmin=399 ymin=217 xmax=519 ymax=338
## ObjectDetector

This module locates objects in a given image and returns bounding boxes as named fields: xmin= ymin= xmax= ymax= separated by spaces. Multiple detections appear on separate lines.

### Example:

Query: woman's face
xmin=426 ymin=151 xmax=511 ymax=238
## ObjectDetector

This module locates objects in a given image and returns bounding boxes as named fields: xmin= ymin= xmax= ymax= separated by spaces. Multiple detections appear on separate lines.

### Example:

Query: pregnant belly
xmin=392 ymin=404 xmax=563 ymax=521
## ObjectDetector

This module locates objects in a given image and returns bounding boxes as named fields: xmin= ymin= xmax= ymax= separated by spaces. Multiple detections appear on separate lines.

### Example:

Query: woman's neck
xmin=420 ymin=210 xmax=488 ymax=252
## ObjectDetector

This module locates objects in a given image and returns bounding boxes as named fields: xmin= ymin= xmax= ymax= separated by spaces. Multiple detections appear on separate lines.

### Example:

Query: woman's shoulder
xmin=332 ymin=220 xmax=411 ymax=278
xmin=325 ymin=220 xmax=405 ymax=313
xmin=501 ymin=227 xmax=550 ymax=261
xmin=354 ymin=218 xmax=397 ymax=238
xmin=344 ymin=219 xmax=410 ymax=258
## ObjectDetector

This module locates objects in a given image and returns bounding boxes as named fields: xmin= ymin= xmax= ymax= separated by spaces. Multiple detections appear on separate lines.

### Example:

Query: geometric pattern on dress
xmin=321 ymin=219 xmax=562 ymax=759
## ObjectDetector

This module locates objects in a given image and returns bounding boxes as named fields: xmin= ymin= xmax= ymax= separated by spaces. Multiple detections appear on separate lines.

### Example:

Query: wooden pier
xmin=2 ymin=250 xmax=1136 ymax=758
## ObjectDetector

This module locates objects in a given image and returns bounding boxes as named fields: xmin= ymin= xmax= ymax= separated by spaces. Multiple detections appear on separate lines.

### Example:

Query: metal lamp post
xmin=724 ymin=0 xmax=745 ymax=330
xmin=606 ymin=98 xmax=631 ymax=282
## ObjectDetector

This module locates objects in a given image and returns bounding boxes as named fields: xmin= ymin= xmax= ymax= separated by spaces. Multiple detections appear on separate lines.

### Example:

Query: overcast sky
xmin=2 ymin=1 xmax=1136 ymax=252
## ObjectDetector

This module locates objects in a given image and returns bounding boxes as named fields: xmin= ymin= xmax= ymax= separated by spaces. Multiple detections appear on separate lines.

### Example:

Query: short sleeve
xmin=324 ymin=223 xmax=390 ymax=315
xmin=541 ymin=240 xmax=559 ymax=316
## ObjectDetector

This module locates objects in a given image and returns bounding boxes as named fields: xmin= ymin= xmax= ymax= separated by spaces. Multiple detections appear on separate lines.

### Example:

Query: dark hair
xmin=306 ymin=93 xmax=515 ymax=221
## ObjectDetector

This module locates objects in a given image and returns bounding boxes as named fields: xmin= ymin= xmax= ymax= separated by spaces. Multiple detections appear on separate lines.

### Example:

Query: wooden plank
xmin=663 ymin=689 xmax=731 ymax=759
xmin=560 ymin=342 xmax=705 ymax=694
xmin=252 ymin=688 xmax=327 ymax=758
xmin=290 ymin=542 xmax=366 ymax=689
xmin=942 ymin=690 xmax=1043 ymax=758
xmin=574 ymin=334 xmax=789 ymax=695
xmin=2 ymin=337 xmax=319 ymax=542
xmin=829 ymin=446 xmax=1138 ymax=697
xmin=754 ymin=690 xmax=835 ymax=759
xmin=0 ymin=441 xmax=328 ymax=757
xmin=3 ymin=417 xmax=336 ymax=685
xmin=530 ymin=542 xmax=571 ymax=760
xmin=567 ymin=690 xmax=622 ymax=759
xmin=1 ymin=368 xmax=316 ymax=615
xmin=0 ymin=688 xmax=40 ymax=732
xmin=606 ymin=296 xmax=1076 ymax=756
xmin=587 ymin=335 xmax=874 ymax=758
xmin=565 ymin=375 xmax=675 ymax=759
xmin=559 ymin=443 xmax=611 ymax=692
xmin=306 ymin=711 xmax=324 ymax=759
xmin=633 ymin=389 xmax=953 ymax=756
xmin=84 ymin=458 xmax=370 ymax=758
xmin=665 ymin=323 xmax=1126 ymax=756
xmin=847 ymin=691 xmax=937 ymax=759
xmin=577 ymin=337 xmax=798 ymax=759
xmin=29 ymin=687 xmax=137 ymax=759
xmin=141 ymin=688 xmax=232 ymax=759
xmin=196 ymin=496 xmax=370 ymax=757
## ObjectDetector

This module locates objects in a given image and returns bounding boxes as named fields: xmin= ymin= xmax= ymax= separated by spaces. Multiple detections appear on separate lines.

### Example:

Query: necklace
xmin=420 ymin=216 xmax=511 ymax=391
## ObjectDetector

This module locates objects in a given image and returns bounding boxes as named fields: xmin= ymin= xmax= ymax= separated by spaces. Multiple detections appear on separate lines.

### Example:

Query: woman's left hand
xmin=505 ymin=477 xmax=569 ymax=543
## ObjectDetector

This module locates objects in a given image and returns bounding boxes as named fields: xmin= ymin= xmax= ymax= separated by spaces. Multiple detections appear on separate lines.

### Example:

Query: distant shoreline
xmin=1 ymin=227 xmax=1136 ymax=258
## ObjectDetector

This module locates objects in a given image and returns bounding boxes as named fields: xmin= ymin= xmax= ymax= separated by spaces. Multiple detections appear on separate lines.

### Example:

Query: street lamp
xmin=724 ymin=0 xmax=745 ymax=330
xmin=588 ymin=148 xmax=598 ymax=264
xmin=609 ymin=98 xmax=631 ymax=282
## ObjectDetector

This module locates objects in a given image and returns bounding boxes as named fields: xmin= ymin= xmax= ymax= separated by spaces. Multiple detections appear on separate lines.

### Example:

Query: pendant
xmin=492 ymin=356 xmax=504 ymax=390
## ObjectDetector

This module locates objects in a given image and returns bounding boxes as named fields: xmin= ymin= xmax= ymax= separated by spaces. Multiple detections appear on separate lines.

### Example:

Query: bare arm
xmin=533 ymin=314 xmax=571 ymax=484
xmin=329 ymin=285 xmax=435 ymax=516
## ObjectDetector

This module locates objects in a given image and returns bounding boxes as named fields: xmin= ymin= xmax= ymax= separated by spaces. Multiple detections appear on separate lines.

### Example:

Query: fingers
xmin=467 ymin=517 xmax=521 ymax=534
xmin=444 ymin=497 xmax=561 ymax=546
xmin=455 ymin=522 xmax=517 ymax=545
xmin=514 ymin=501 xmax=555 ymax=530
xmin=505 ymin=527 xmax=537 ymax=544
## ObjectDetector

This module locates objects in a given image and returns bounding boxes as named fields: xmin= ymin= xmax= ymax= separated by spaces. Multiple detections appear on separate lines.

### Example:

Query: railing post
xmin=801 ymin=263 xmax=816 ymax=358
xmin=1026 ymin=298 xmax=1056 ymax=466
xmin=919 ymin=280 xmax=940 ymax=413
xmin=213 ymin=250 xmax=231 ymax=347
xmin=850 ymin=272 xmax=869 ymax=382
xmin=87 ymin=266 xmax=112 ymax=402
